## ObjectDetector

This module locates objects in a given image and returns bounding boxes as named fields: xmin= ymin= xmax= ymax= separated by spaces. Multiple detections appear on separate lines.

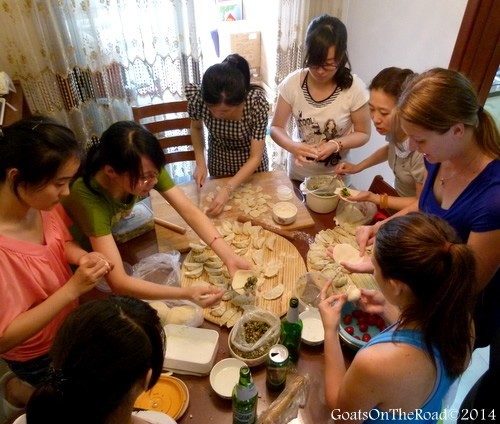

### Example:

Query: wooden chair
xmin=131 ymin=100 xmax=195 ymax=165
xmin=368 ymin=175 xmax=399 ymax=216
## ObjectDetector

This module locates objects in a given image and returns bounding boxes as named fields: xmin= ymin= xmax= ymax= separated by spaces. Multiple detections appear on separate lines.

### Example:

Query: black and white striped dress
xmin=185 ymin=84 xmax=269 ymax=177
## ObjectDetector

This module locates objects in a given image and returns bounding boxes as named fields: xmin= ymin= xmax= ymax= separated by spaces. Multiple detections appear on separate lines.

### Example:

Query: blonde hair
xmin=397 ymin=68 xmax=500 ymax=158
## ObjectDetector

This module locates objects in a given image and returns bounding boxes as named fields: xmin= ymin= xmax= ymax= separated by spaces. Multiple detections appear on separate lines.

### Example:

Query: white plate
xmin=299 ymin=309 xmax=325 ymax=345
xmin=133 ymin=410 xmax=177 ymax=424
xmin=334 ymin=187 xmax=361 ymax=203
xmin=209 ymin=357 xmax=247 ymax=398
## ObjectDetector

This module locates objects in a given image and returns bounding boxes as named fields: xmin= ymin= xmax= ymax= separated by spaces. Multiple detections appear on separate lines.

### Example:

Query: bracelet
xmin=379 ymin=193 xmax=389 ymax=210
xmin=337 ymin=139 xmax=344 ymax=151
xmin=208 ymin=236 xmax=221 ymax=248
xmin=329 ymin=140 xmax=340 ymax=153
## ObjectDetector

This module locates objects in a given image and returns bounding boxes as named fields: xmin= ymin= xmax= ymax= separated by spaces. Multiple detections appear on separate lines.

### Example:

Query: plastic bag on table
xmin=230 ymin=308 xmax=281 ymax=355
xmin=132 ymin=251 xmax=181 ymax=287
xmin=257 ymin=374 xmax=310 ymax=424
xmin=334 ymin=199 xmax=377 ymax=227
xmin=149 ymin=298 xmax=204 ymax=328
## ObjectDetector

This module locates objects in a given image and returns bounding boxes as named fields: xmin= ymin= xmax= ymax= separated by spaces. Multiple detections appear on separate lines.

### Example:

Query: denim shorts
xmin=4 ymin=354 xmax=51 ymax=387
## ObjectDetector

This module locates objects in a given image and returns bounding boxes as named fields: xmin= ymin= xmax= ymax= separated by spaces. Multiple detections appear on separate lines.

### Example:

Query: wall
xmin=341 ymin=0 xmax=468 ymax=189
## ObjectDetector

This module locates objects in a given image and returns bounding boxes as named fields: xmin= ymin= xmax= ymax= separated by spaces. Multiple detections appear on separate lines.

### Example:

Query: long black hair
xmin=304 ymin=14 xmax=353 ymax=89
xmin=201 ymin=53 xmax=263 ymax=105
xmin=0 ymin=115 xmax=81 ymax=197
xmin=82 ymin=121 xmax=165 ymax=190
xmin=26 ymin=296 xmax=166 ymax=424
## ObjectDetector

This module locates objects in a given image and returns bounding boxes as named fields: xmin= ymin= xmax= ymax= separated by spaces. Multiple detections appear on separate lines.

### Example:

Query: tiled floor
xmin=443 ymin=346 xmax=490 ymax=423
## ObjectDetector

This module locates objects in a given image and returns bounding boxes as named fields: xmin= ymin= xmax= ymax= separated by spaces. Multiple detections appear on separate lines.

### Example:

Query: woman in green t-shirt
xmin=63 ymin=121 xmax=251 ymax=306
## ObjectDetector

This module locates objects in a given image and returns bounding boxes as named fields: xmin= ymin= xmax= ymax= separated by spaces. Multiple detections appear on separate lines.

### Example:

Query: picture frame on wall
xmin=216 ymin=0 xmax=242 ymax=21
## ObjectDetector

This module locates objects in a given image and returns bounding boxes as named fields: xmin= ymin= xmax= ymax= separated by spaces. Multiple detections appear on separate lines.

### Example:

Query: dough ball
xmin=166 ymin=305 xmax=197 ymax=325
xmin=149 ymin=301 xmax=171 ymax=326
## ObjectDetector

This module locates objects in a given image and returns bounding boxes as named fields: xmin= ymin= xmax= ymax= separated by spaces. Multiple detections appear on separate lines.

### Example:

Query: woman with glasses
xmin=271 ymin=14 xmax=371 ymax=182
xmin=186 ymin=53 xmax=269 ymax=216
xmin=62 ymin=121 xmax=250 ymax=305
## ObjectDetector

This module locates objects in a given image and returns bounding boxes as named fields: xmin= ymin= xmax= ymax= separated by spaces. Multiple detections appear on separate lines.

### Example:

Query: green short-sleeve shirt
xmin=62 ymin=167 xmax=174 ymax=248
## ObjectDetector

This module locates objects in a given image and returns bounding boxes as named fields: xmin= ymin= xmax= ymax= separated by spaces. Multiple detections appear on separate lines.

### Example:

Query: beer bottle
xmin=280 ymin=297 xmax=303 ymax=362
xmin=232 ymin=365 xmax=258 ymax=424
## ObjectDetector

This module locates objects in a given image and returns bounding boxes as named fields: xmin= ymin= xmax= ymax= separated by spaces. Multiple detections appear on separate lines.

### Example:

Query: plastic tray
xmin=163 ymin=324 xmax=219 ymax=375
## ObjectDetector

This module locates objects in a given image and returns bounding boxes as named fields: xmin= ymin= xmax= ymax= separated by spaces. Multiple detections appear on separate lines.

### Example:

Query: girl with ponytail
xmin=319 ymin=212 xmax=476 ymax=422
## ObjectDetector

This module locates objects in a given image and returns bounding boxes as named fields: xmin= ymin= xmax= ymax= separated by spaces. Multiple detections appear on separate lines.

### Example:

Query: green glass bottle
xmin=280 ymin=297 xmax=303 ymax=362
xmin=232 ymin=365 xmax=258 ymax=424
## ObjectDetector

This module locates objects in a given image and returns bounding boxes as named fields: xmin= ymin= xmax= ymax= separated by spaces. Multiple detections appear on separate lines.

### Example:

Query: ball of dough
xmin=166 ymin=305 xmax=197 ymax=325
xmin=149 ymin=301 xmax=171 ymax=326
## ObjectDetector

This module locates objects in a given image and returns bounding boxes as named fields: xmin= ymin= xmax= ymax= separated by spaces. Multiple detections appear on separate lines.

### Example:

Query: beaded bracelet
xmin=379 ymin=193 xmax=389 ymax=210
xmin=329 ymin=140 xmax=340 ymax=153
xmin=337 ymin=139 xmax=344 ymax=151
xmin=209 ymin=236 xmax=221 ymax=248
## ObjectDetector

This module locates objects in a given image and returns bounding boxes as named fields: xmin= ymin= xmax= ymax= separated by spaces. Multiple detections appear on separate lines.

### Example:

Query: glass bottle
xmin=280 ymin=297 xmax=303 ymax=362
xmin=232 ymin=365 xmax=258 ymax=424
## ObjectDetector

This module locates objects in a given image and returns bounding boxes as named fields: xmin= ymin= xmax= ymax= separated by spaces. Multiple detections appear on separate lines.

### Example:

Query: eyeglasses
xmin=139 ymin=172 xmax=159 ymax=186
xmin=307 ymin=62 xmax=339 ymax=71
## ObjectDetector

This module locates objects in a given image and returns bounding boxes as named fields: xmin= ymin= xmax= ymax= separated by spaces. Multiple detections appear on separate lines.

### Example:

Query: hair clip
xmin=31 ymin=120 xmax=43 ymax=130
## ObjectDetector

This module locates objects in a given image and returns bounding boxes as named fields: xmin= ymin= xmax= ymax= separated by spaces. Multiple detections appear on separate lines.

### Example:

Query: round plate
xmin=210 ymin=358 xmax=247 ymax=398
xmin=132 ymin=410 xmax=178 ymax=424
xmin=134 ymin=375 xmax=189 ymax=419
xmin=299 ymin=309 xmax=324 ymax=345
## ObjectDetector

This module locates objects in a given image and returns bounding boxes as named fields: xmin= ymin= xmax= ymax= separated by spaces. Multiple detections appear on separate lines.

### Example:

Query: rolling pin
xmin=237 ymin=215 xmax=296 ymax=240
xmin=153 ymin=217 xmax=187 ymax=235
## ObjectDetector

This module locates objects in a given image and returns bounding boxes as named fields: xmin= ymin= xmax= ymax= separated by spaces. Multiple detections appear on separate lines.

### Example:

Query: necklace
xmin=439 ymin=153 xmax=482 ymax=186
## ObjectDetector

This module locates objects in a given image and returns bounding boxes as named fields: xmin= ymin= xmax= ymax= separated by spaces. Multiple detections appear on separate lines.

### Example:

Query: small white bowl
xmin=299 ymin=309 xmax=325 ymax=345
xmin=209 ymin=358 xmax=247 ymax=399
xmin=272 ymin=202 xmax=298 ymax=225
xmin=277 ymin=185 xmax=293 ymax=201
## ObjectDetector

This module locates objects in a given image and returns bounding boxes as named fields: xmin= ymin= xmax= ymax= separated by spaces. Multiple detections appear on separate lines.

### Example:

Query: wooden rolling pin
xmin=153 ymin=217 xmax=187 ymax=235
xmin=237 ymin=215 xmax=296 ymax=240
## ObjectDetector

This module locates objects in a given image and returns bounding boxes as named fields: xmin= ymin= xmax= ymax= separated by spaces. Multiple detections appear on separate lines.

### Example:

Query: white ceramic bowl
xmin=209 ymin=358 xmax=247 ymax=398
xmin=299 ymin=309 xmax=324 ymax=345
xmin=277 ymin=185 xmax=293 ymax=201
xmin=272 ymin=201 xmax=298 ymax=225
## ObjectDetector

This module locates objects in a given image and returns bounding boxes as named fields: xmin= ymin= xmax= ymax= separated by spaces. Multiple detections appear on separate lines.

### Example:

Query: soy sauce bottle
xmin=280 ymin=297 xmax=303 ymax=362
xmin=232 ymin=366 xmax=258 ymax=424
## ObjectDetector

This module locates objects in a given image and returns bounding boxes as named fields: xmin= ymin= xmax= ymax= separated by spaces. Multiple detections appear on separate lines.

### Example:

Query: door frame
xmin=449 ymin=0 xmax=500 ymax=104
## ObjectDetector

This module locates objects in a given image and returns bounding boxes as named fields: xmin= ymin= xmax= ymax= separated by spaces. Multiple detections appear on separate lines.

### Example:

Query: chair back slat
xmin=131 ymin=100 xmax=195 ymax=164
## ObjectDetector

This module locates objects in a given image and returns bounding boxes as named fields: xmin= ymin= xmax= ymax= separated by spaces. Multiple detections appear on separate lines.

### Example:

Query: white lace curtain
xmin=270 ymin=0 xmax=343 ymax=170
xmin=0 ymin=0 xmax=202 ymax=145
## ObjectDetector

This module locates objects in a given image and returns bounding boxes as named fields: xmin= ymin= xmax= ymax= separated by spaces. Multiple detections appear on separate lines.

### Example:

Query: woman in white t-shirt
xmin=270 ymin=14 xmax=371 ymax=182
